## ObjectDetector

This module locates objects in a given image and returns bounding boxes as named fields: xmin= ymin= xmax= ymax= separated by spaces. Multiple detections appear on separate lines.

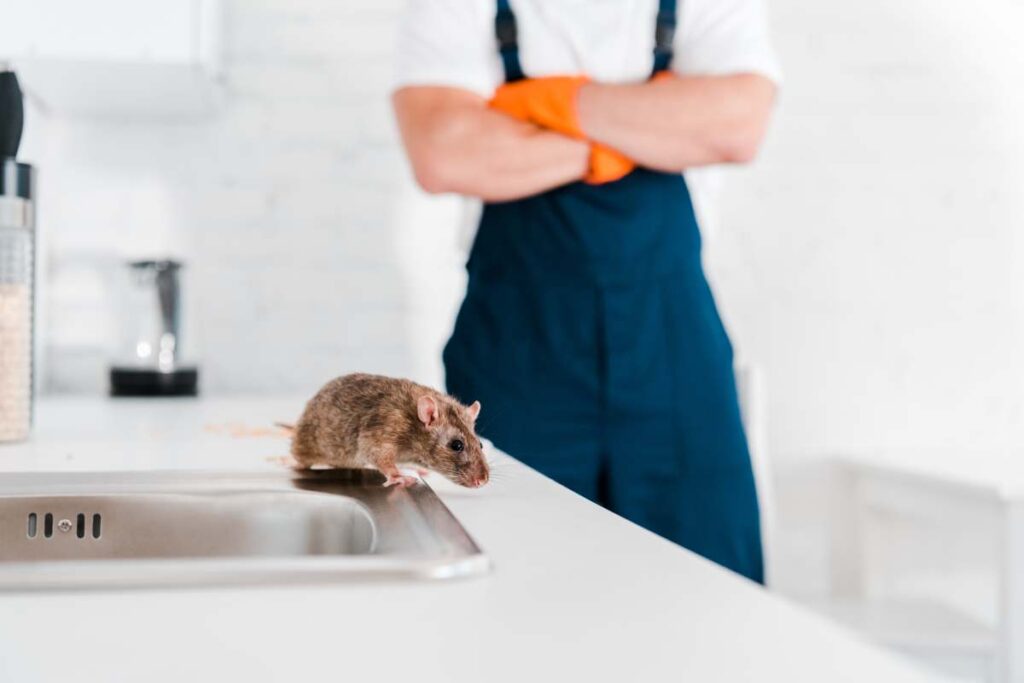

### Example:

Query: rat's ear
xmin=417 ymin=395 xmax=439 ymax=427
xmin=467 ymin=400 xmax=481 ymax=422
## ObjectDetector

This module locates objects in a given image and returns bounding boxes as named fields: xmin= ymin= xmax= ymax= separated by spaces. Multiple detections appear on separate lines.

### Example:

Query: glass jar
xmin=0 ymin=159 xmax=34 ymax=442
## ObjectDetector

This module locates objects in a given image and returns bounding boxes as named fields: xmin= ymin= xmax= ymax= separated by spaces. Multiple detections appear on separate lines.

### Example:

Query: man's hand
xmin=488 ymin=76 xmax=589 ymax=139
xmin=489 ymin=76 xmax=636 ymax=185
xmin=586 ymin=145 xmax=635 ymax=185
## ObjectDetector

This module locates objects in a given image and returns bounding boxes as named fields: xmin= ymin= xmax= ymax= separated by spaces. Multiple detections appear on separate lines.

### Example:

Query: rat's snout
xmin=462 ymin=460 xmax=490 ymax=488
xmin=474 ymin=463 xmax=490 ymax=487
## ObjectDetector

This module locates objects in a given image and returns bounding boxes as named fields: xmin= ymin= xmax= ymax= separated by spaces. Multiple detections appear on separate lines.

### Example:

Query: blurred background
xmin=4 ymin=0 xmax=1024 ymax=680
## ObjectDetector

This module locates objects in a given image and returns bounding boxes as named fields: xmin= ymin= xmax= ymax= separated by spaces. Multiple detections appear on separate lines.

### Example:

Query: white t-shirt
xmin=393 ymin=0 xmax=782 ymax=96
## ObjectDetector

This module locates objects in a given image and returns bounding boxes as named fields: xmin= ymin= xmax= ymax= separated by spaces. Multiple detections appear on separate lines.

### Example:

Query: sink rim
xmin=0 ymin=469 xmax=490 ymax=590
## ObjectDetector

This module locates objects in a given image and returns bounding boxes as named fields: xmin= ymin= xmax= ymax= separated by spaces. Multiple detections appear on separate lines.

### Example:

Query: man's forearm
xmin=576 ymin=74 xmax=777 ymax=172
xmin=393 ymin=87 xmax=589 ymax=202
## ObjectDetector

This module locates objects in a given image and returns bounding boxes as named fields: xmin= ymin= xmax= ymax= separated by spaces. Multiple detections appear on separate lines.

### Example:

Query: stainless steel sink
xmin=0 ymin=469 xmax=489 ymax=589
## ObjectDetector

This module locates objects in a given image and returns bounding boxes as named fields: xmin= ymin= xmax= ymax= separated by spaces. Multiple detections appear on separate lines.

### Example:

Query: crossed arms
xmin=392 ymin=73 xmax=776 ymax=202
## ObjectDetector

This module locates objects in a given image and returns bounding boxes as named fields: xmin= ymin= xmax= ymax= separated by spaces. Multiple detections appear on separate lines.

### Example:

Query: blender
xmin=109 ymin=259 xmax=199 ymax=396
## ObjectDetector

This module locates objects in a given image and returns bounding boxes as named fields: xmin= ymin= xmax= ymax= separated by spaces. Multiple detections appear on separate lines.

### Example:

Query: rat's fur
xmin=290 ymin=373 xmax=489 ymax=488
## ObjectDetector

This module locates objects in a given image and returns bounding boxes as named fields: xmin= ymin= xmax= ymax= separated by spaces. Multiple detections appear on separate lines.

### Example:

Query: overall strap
xmin=495 ymin=0 xmax=525 ymax=83
xmin=652 ymin=0 xmax=678 ymax=75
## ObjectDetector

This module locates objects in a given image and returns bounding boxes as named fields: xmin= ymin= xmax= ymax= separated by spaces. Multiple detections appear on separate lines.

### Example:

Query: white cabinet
xmin=0 ymin=0 xmax=222 ymax=119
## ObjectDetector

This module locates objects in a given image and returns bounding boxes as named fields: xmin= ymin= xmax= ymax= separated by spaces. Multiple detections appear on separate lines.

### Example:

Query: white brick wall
xmin=705 ymin=0 xmax=1024 ymax=596
xmin=709 ymin=0 xmax=1024 ymax=460
xmin=23 ymin=0 xmax=470 ymax=397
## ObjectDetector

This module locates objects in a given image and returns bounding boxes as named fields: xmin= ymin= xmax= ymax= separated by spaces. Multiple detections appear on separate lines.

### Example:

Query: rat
xmin=283 ymin=373 xmax=489 ymax=488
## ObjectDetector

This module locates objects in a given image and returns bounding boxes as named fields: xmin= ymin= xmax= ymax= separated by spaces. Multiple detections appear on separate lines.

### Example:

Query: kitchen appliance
xmin=0 ymin=68 xmax=35 ymax=442
xmin=109 ymin=259 xmax=199 ymax=396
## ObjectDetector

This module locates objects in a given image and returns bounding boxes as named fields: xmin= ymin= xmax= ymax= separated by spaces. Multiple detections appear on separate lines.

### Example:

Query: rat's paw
xmin=383 ymin=473 xmax=418 ymax=488
xmin=267 ymin=454 xmax=307 ymax=470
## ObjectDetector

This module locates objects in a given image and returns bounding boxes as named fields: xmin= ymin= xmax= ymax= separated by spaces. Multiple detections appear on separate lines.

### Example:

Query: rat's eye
xmin=448 ymin=438 xmax=465 ymax=453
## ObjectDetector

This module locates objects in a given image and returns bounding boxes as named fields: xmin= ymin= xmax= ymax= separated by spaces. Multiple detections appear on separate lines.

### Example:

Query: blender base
xmin=109 ymin=367 xmax=199 ymax=397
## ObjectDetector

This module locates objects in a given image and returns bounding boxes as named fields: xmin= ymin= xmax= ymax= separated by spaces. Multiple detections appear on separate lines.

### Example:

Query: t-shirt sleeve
xmin=392 ymin=0 xmax=501 ymax=98
xmin=673 ymin=0 xmax=783 ymax=84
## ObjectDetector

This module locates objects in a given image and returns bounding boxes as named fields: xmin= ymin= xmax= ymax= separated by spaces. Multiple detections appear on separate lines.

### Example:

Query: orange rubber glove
xmin=586 ymin=144 xmax=634 ymax=185
xmin=489 ymin=76 xmax=635 ymax=185
xmin=489 ymin=75 xmax=589 ymax=139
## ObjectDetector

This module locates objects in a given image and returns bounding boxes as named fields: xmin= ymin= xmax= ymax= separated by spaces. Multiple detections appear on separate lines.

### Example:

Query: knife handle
xmin=0 ymin=71 xmax=24 ymax=159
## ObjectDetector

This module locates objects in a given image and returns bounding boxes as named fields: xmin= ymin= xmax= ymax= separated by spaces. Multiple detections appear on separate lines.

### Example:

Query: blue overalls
xmin=444 ymin=0 xmax=764 ymax=583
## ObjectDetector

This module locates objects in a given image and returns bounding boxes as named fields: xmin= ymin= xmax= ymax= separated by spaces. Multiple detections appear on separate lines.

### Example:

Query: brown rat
xmin=286 ymin=373 xmax=489 ymax=488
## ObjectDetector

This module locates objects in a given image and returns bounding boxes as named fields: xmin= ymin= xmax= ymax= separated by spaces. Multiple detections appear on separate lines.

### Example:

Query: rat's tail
xmin=274 ymin=422 xmax=296 ymax=437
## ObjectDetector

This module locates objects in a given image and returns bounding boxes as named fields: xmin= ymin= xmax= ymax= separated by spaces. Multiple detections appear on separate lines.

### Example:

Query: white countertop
xmin=0 ymin=397 xmax=941 ymax=682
